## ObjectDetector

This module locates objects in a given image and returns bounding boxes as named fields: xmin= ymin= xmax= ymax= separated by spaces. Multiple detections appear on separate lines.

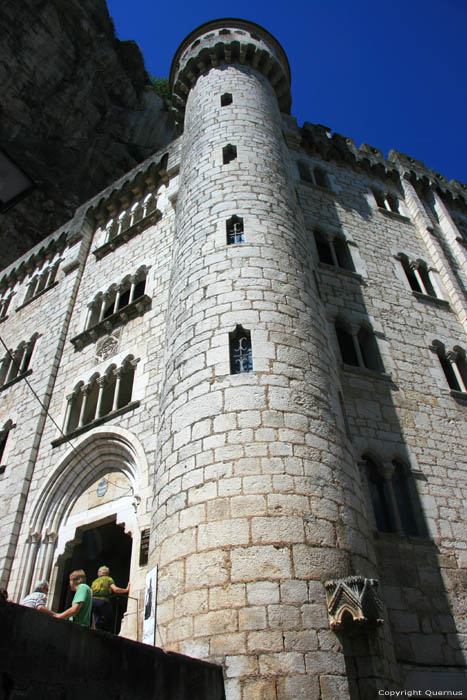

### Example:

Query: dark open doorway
xmin=57 ymin=518 xmax=132 ymax=634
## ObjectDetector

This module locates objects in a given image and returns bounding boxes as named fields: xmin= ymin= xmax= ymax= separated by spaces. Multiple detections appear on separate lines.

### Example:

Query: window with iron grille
xmin=230 ymin=326 xmax=253 ymax=374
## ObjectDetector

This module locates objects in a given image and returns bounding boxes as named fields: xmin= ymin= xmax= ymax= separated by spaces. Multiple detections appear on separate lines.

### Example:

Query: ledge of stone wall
xmin=0 ymin=602 xmax=225 ymax=700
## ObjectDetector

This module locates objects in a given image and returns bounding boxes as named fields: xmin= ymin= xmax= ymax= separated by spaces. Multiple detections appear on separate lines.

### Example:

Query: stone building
xmin=0 ymin=17 xmax=466 ymax=700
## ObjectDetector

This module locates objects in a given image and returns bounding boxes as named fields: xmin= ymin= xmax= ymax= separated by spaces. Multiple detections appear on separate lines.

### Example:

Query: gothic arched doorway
xmin=58 ymin=518 xmax=132 ymax=634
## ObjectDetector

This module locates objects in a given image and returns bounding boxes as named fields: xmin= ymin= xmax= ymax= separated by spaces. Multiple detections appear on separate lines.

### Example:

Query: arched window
xmin=226 ymin=216 xmax=244 ymax=244
xmin=371 ymin=188 xmax=386 ymax=209
xmin=64 ymin=358 xmax=139 ymax=435
xmin=22 ymin=261 xmax=61 ymax=305
xmin=117 ymin=357 xmax=137 ymax=409
xmin=85 ymin=267 xmax=149 ymax=331
xmin=315 ymin=231 xmax=354 ymax=271
xmin=298 ymin=161 xmax=313 ymax=183
xmin=0 ymin=419 xmax=15 ymax=473
xmin=99 ymin=368 xmax=117 ymax=417
xmin=335 ymin=321 xmax=383 ymax=373
xmin=432 ymin=341 xmax=467 ymax=393
xmin=0 ymin=292 xmax=13 ymax=320
xmin=66 ymin=382 xmax=84 ymax=433
xmin=398 ymin=255 xmax=437 ymax=298
xmin=391 ymin=460 xmax=419 ymax=536
xmin=453 ymin=347 xmax=467 ymax=390
xmin=314 ymin=167 xmax=329 ymax=189
xmin=417 ymin=263 xmax=436 ymax=297
xmin=372 ymin=188 xmax=401 ymax=213
xmin=399 ymin=255 xmax=421 ymax=293
xmin=333 ymin=237 xmax=355 ymax=271
xmin=82 ymin=377 xmax=99 ymax=425
xmin=335 ymin=321 xmax=359 ymax=367
xmin=363 ymin=455 xmax=421 ymax=536
xmin=230 ymin=326 xmax=253 ymax=374
xmin=363 ymin=456 xmax=395 ymax=533
xmin=314 ymin=231 xmax=334 ymax=265
xmin=357 ymin=326 xmax=383 ymax=372
xmin=386 ymin=194 xmax=399 ymax=214
xmin=0 ymin=334 xmax=38 ymax=388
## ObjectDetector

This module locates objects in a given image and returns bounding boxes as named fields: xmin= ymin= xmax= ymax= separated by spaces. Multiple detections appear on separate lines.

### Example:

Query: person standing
xmin=55 ymin=569 xmax=92 ymax=627
xmin=91 ymin=565 xmax=129 ymax=632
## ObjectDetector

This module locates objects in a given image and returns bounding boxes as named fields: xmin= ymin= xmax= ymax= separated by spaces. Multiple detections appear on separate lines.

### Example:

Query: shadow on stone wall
xmin=295 ymin=161 xmax=467 ymax=699
xmin=0 ymin=602 xmax=225 ymax=700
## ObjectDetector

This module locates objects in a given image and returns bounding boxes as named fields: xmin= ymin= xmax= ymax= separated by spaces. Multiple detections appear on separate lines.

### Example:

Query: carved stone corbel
xmin=324 ymin=576 xmax=384 ymax=630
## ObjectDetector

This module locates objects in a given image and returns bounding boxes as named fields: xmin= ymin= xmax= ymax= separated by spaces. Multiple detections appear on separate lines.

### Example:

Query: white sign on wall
xmin=142 ymin=564 xmax=158 ymax=646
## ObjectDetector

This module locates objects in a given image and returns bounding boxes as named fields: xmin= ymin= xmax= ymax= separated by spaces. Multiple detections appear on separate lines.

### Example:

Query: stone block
xmin=198 ymin=518 xmax=249 ymax=549
xmin=247 ymin=581 xmax=280 ymax=606
xmin=194 ymin=608 xmax=238 ymax=636
xmin=240 ymin=678 xmax=277 ymax=700
xmin=225 ymin=654 xmax=258 ymax=678
xmin=319 ymin=675 xmax=351 ymax=700
xmin=209 ymin=584 xmax=246 ymax=610
xmin=247 ymin=630 xmax=284 ymax=652
xmin=258 ymin=651 xmax=305 ymax=674
xmin=304 ymin=650 xmax=346 ymax=675
xmin=301 ymin=603 xmax=330 ymax=629
xmin=185 ymin=550 xmax=229 ymax=588
xmin=239 ymin=606 xmax=267 ymax=631
xmin=268 ymin=604 xmax=301 ymax=629
xmin=231 ymin=545 xmax=292 ymax=581
xmin=277 ymin=674 xmax=321 ymax=700
xmin=251 ymin=516 xmax=304 ymax=544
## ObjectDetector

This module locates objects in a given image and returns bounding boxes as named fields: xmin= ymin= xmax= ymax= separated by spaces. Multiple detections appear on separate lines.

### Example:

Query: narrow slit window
xmin=223 ymin=144 xmax=237 ymax=165
xmin=230 ymin=326 xmax=253 ymax=374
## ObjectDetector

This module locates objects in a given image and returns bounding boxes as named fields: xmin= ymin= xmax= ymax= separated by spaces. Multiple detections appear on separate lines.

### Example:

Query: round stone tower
xmin=151 ymin=19 xmax=381 ymax=699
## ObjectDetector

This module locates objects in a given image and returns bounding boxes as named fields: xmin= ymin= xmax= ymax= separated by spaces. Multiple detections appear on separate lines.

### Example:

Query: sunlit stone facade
xmin=0 ymin=18 xmax=466 ymax=700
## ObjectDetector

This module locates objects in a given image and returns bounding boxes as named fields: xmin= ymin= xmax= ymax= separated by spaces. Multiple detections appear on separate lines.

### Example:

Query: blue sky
xmin=106 ymin=0 xmax=467 ymax=183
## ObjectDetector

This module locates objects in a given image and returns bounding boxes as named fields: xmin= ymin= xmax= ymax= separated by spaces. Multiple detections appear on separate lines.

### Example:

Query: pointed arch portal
xmin=18 ymin=428 xmax=147 ymax=635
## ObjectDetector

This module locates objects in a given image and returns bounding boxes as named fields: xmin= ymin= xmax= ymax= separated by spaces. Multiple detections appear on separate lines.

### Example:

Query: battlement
xmin=169 ymin=18 xmax=291 ymax=127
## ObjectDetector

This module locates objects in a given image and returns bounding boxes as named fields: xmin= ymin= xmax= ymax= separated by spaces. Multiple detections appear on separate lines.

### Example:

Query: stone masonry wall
xmin=151 ymin=25 xmax=390 ymax=699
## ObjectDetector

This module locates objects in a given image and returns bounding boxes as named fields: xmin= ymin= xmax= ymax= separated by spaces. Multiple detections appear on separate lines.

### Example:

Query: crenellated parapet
xmin=169 ymin=18 xmax=292 ymax=127
xmin=389 ymin=150 xmax=467 ymax=208
xmin=295 ymin=121 xmax=467 ymax=207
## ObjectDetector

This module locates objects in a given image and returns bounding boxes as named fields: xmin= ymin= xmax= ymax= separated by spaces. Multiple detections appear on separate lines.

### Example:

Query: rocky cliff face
xmin=0 ymin=0 xmax=175 ymax=267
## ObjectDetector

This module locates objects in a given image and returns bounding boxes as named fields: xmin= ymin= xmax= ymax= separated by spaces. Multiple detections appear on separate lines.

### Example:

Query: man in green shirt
xmin=55 ymin=569 xmax=93 ymax=627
